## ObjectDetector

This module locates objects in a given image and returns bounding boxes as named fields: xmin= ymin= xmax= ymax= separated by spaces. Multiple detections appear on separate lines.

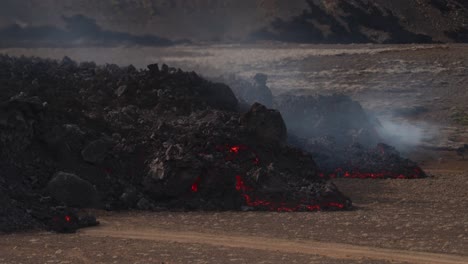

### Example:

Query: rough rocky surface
xmin=0 ymin=55 xmax=350 ymax=233
xmin=240 ymin=103 xmax=287 ymax=144
xmin=46 ymin=172 xmax=99 ymax=208
xmin=81 ymin=138 xmax=113 ymax=164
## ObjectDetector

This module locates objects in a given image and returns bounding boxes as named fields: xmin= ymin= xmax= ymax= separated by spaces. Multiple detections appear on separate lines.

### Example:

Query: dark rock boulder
xmin=241 ymin=103 xmax=287 ymax=144
xmin=46 ymin=172 xmax=99 ymax=208
xmin=81 ymin=138 xmax=113 ymax=164
xmin=48 ymin=209 xmax=99 ymax=233
xmin=196 ymin=82 xmax=239 ymax=112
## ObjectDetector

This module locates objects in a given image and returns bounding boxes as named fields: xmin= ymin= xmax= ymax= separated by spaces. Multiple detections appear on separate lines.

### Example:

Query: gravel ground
xmin=1 ymin=163 xmax=466 ymax=263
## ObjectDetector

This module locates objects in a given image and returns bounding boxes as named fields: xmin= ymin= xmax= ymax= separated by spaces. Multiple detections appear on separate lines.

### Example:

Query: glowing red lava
xmin=230 ymin=146 xmax=241 ymax=154
xmin=235 ymin=175 xmax=253 ymax=192
xmin=194 ymin=144 xmax=348 ymax=211
xmin=191 ymin=177 xmax=201 ymax=193
xmin=235 ymin=174 xmax=345 ymax=212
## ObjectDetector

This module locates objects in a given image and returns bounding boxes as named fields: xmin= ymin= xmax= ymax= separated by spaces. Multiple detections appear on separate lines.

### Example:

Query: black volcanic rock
xmin=47 ymin=172 xmax=99 ymax=208
xmin=81 ymin=138 xmax=113 ymax=164
xmin=241 ymin=103 xmax=287 ymax=144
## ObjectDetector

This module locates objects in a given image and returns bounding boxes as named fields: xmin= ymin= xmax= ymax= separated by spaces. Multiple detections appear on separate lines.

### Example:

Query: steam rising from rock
xmin=377 ymin=116 xmax=438 ymax=151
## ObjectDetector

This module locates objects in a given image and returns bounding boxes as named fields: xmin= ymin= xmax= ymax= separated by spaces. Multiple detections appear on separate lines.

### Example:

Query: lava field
xmin=0 ymin=55 xmax=425 ymax=233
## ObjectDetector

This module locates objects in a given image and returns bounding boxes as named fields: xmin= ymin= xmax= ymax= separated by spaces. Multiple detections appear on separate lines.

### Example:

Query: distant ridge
xmin=0 ymin=0 xmax=466 ymax=44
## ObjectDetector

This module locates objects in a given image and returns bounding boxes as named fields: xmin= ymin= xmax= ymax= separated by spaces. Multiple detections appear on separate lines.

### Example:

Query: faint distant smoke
xmin=0 ymin=14 xmax=183 ymax=48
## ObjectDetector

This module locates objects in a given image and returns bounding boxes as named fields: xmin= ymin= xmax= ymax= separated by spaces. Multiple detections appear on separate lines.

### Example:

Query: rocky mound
xmin=0 ymin=55 xmax=350 ymax=233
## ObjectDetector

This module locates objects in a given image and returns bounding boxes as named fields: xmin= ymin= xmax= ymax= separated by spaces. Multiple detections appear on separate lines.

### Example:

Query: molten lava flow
xmin=201 ymin=144 xmax=348 ymax=211
xmin=235 ymin=175 xmax=251 ymax=191
xmin=191 ymin=177 xmax=201 ymax=193
xmin=235 ymin=175 xmax=345 ymax=212
xmin=326 ymin=202 xmax=345 ymax=209
xmin=229 ymin=144 xmax=248 ymax=154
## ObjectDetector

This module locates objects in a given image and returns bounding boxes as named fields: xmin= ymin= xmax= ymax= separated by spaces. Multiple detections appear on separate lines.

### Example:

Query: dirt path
xmin=81 ymin=223 xmax=468 ymax=264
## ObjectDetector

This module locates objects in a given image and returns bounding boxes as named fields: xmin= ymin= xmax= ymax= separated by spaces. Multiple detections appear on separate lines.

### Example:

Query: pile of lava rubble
xmin=0 ymin=55 xmax=357 ymax=233
xmin=0 ymin=56 xmax=351 ymax=232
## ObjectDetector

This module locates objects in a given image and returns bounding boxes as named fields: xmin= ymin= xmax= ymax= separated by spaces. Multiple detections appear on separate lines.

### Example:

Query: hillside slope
xmin=253 ymin=0 xmax=468 ymax=43
xmin=0 ymin=0 xmax=466 ymax=43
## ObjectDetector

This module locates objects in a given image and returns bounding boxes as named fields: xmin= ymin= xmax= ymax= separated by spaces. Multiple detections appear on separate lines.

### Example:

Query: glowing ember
xmin=230 ymin=146 xmax=241 ymax=153
xmin=235 ymin=175 xmax=251 ymax=192
xmin=191 ymin=177 xmax=201 ymax=192
xmin=326 ymin=202 xmax=345 ymax=209
xmin=227 ymin=144 xmax=249 ymax=154
xmin=200 ymin=144 xmax=349 ymax=211
xmin=64 ymin=215 xmax=71 ymax=222
xmin=234 ymin=175 xmax=346 ymax=212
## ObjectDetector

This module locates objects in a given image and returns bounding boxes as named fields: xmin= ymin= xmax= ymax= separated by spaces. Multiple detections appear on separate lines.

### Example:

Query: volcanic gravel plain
xmin=1 ymin=44 xmax=467 ymax=263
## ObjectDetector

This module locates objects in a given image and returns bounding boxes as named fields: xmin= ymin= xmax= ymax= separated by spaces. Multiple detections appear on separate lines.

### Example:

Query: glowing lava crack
xmin=191 ymin=145 xmax=350 ymax=212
